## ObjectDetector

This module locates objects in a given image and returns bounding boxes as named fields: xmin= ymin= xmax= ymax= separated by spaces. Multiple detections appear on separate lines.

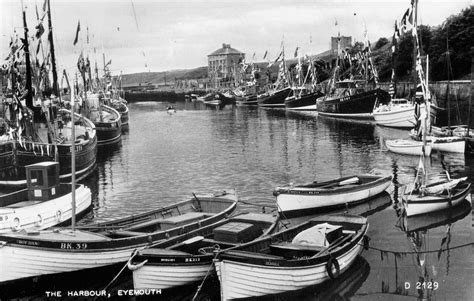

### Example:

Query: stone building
xmin=331 ymin=36 xmax=352 ymax=53
xmin=208 ymin=43 xmax=245 ymax=88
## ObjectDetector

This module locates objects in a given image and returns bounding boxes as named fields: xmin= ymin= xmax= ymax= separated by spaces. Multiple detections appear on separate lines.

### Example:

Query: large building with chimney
xmin=208 ymin=43 xmax=245 ymax=88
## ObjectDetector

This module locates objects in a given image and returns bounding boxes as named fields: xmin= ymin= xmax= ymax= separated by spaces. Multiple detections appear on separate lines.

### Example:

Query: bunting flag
xmin=294 ymin=47 xmax=299 ymax=58
xmin=35 ymin=23 xmax=45 ymax=39
xmin=399 ymin=3 xmax=414 ymax=35
xmin=388 ymin=69 xmax=396 ymax=98
xmin=73 ymin=20 xmax=80 ymax=45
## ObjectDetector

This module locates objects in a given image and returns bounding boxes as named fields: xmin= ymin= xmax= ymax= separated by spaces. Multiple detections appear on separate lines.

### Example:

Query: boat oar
xmin=311 ymin=233 xmax=355 ymax=258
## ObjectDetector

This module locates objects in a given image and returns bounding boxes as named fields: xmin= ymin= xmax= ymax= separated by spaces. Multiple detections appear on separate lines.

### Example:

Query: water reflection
xmin=371 ymin=199 xmax=472 ymax=300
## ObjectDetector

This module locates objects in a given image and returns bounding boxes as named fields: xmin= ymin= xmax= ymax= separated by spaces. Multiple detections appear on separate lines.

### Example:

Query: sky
xmin=1 ymin=0 xmax=472 ymax=75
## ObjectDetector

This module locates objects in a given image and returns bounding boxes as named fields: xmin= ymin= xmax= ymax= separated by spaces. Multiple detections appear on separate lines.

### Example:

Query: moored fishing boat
xmin=285 ymin=88 xmax=324 ymax=111
xmin=128 ymin=212 xmax=279 ymax=290
xmin=0 ymin=4 xmax=97 ymax=188
xmin=214 ymin=214 xmax=369 ymax=300
xmin=386 ymin=139 xmax=432 ymax=156
xmin=257 ymin=87 xmax=292 ymax=108
xmin=316 ymin=80 xmax=390 ymax=120
xmin=0 ymin=189 xmax=238 ymax=284
xmin=274 ymin=174 xmax=392 ymax=217
xmin=0 ymin=162 xmax=91 ymax=233
xmin=402 ymin=177 xmax=470 ymax=216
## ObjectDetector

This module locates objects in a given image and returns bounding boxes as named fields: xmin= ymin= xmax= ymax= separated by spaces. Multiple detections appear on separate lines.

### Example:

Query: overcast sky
xmin=1 ymin=0 xmax=471 ymax=75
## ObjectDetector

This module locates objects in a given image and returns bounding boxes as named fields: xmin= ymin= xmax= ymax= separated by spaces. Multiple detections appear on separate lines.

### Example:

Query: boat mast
xmin=22 ymin=9 xmax=33 ymax=108
xmin=70 ymin=76 xmax=76 ymax=231
xmin=412 ymin=0 xmax=418 ymax=101
xmin=46 ymin=0 xmax=59 ymax=96
xmin=446 ymin=26 xmax=451 ymax=132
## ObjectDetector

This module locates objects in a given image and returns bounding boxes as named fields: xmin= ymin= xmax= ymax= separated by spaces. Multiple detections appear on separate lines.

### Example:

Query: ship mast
xmin=46 ymin=0 xmax=59 ymax=96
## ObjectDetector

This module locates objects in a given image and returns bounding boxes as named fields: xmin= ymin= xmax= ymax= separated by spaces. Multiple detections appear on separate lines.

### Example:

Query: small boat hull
xmin=386 ymin=139 xmax=432 ymax=156
xmin=214 ymin=215 xmax=368 ymax=300
xmin=130 ymin=213 xmax=279 ymax=289
xmin=403 ymin=181 xmax=471 ymax=216
xmin=373 ymin=104 xmax=416 ymax=128
xmin=275 ymin=175 xmax=392 ymax=217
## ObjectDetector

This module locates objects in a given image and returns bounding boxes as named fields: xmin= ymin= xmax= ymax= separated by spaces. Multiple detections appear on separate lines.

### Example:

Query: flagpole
xmin=47 ymin=0 xmax=59 ymax=96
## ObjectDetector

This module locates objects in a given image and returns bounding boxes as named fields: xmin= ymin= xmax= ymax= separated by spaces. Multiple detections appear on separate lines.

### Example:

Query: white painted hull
xmin=0 ymin=237 xmax=138 ymax=283
xmin=215 ymin=242 xmax=363 ymax=300
xmin=317 ymin=111 xmax=373 ymax=120
xmin=373 ymin=105 xmax=415 ymax=128
xmin=276 ymin=180 xmax=391 ymax=215
xmin=0 ymin=185 xmax=91 ymax=233
xmin=286 ymin=104 xmax=317 ymax=111
xmin=404 ymin=190 xmax=469 ymax=216
xmin=429 ymin=136 xmax=465 ymax=153
xmin=132 ymin=264 xmax=210 ymax=289
xmin=386 ymin=139 xmax=432 ymax=156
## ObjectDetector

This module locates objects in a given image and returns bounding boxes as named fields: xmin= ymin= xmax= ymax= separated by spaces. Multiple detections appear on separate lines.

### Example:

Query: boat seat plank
xmin=269 ymin=242 xmax=326 ymax=252
xmin=124 ymin=212 xmax=210 ymax=231
xmin=222 ymin=250 xmax=284 ymax=260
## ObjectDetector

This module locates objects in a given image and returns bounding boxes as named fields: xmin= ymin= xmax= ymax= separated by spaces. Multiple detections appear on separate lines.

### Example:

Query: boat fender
xmin=363 ymin=235 xmax=370 ymax=250
xmin=10 ymin=217 xmax=20 ymax=231
xmin=56 ymin=210 xmax=62 ymax=222
xmin=36 ymin=214 xmax=43 ymax=227
xmin=326 ymin=257 xmax=340 ymax=279
xmin=127 ymin=259 xmax=148 ymax=271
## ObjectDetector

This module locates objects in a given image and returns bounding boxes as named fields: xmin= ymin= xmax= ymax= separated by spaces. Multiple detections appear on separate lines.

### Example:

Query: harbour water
xmin=12 ymin=101 xmax=474 ymax=300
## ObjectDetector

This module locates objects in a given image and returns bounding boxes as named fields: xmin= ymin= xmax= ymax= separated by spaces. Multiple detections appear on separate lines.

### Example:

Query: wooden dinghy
xmin=402 ymin=178 xmax=471 ymax=216
xmin=0 ymin=162 xmax=91 ymax=233
xmin=214 ymin=214 xmax=369 ymax=300
xmin=386 ymin=139 xmax=432 ymax=156
xmin=274 ymin=175 xmax=392 ymax=217
xmin=128 ymin=212 xmax=280 ymax=290
xmin=0 ymin=190 xmax=237 ymax=284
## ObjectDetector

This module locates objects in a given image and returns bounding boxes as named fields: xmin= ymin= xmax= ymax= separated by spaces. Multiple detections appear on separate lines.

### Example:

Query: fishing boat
xmin=373 ymin=98 xmax=416 ymax=128
xmin=128 ymin=212 xmax=280 ymax=290
xmin=0 ymin=162 xmax=91 ymax=233
xmin=316 ymin=80 xmax=390 ymax=120
xmin=0 ymin=189 xmax=238 ymax=284
xmin=214 ymin=214 xmax=369 ymax=300
xmin=236 ymin=94 xmax=258 ymax=106
xmin=0 ymin=4 xmax=97 ymax=188
xmin=285 ymin=88 xmax=324 ymax=111
xmin=215 ymin=91 xmax=236 ymax=105
xmin=386 ymin=139 xmax=432 ymax=156
xmin=274 ymin=174 xmax=392 ymax=217
xmin=257 ymin=87 xmax=292 ymax=108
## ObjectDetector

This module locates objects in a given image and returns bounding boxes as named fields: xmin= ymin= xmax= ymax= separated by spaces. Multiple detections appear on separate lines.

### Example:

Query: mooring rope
xmin=360 ymin=241 xmax=474 ymax=255
xmin=191 ymin=246 xmax=221 ymax=301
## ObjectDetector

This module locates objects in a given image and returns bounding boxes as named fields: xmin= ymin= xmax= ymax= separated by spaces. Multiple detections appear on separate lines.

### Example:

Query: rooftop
xmin=208 ymin=44 xmax=244 ymax=56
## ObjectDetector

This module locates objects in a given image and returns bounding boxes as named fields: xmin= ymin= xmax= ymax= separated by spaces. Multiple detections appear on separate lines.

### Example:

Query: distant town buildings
xmin=208 ymin=43 xmax=245 ymax=88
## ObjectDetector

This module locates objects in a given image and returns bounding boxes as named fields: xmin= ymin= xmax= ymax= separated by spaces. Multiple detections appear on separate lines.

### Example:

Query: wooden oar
xmin=311 ymin=233 xmax=356 ymax=258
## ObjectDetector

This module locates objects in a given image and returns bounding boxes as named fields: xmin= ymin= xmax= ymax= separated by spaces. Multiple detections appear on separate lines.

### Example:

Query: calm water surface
xmin=53 ymin=101 xmax=474 ymax=299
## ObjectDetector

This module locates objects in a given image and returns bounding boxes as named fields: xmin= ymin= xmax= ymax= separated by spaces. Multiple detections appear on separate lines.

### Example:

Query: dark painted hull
xmin=0 ymin=136 xmax=97 ymax=188
xmin=237 ymin=94 xmax=258 ymax=106
xmin=258 ymin=88 xmax=292 ymax=108
xmin=91 ymin=105 xmax=122 ymax=147
xmin=285 ymin=91 xmax=324 ymax=110
xmin=216 ymin=92 xmax=236 ymax=105
xmin=316 ymin=88 xmax=390 ymax=120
